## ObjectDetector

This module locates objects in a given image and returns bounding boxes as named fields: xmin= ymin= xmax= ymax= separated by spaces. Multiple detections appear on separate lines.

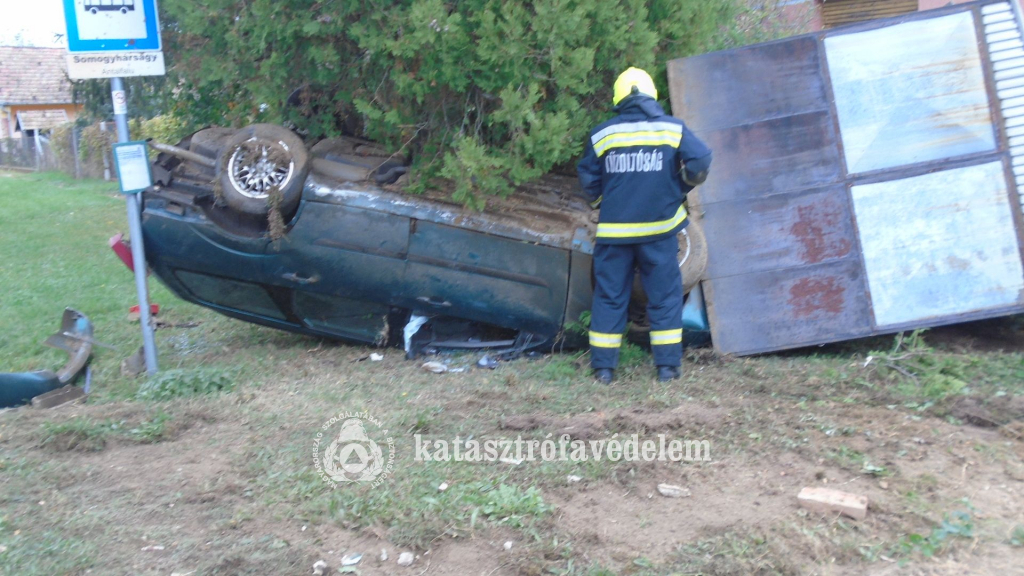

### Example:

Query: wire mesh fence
xmin=0 ymin=123 xmax=114 ymax=179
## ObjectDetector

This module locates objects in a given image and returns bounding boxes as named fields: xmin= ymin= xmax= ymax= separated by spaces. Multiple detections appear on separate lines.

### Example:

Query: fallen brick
xmin=797 ymin=487 xmax=868 ymax=520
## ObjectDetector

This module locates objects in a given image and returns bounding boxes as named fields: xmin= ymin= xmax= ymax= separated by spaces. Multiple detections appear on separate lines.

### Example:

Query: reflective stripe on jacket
xmin=577 ymin=95 xmax=712 ymax=245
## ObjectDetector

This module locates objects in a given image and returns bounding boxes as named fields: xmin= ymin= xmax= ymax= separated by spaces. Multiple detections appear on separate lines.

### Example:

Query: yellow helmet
xmin=613 ymin=67 xmax=657 ymax=106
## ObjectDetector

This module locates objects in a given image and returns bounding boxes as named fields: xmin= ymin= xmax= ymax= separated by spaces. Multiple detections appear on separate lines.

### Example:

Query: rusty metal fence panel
xmin=669 ymin=0 xmax=1024 ymax=355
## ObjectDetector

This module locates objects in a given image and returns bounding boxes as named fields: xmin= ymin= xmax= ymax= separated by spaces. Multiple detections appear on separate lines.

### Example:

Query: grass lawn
xmin=1 ymin=170 xmax=1024 ymax=575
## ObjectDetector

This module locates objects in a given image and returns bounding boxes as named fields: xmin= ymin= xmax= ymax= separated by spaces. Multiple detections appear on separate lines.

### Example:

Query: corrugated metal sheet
xmin=822 ymin=0 xmax=918 ymax=28
xmin=984 ymin=2 xmax=1024 ymax=211
xmin=668 ymin=0 xmax=1024 ymax=356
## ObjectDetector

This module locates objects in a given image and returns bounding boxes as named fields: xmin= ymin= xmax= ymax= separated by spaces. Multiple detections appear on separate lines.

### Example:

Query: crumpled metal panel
xmin=668 ymin=0 xmax=1024 ymax=356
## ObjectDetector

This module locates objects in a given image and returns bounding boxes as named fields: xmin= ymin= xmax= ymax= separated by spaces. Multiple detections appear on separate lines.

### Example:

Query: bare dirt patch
xmin=500 ymin=402 xmax=728 ymax=440
xmin=2 ymin=322 xmax=1023 ymax=575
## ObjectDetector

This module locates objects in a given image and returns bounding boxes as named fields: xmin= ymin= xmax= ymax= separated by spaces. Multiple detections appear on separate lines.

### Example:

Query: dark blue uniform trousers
xmin=589 ymin=234 xmax=683 ymax=369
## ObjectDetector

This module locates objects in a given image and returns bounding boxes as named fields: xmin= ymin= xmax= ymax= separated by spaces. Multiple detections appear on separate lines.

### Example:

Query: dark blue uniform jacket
xmin=577 ymin=95 xmax=712 ymax=245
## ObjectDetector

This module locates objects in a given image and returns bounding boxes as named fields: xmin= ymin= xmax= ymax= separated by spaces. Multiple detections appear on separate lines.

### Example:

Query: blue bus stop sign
xmin=63 ymin=0 xmax=162 ymax=52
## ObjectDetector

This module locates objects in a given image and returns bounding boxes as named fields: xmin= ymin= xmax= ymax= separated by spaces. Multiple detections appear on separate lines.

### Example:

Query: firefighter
xmin=577 ymin=67 xmax=712 ymax=384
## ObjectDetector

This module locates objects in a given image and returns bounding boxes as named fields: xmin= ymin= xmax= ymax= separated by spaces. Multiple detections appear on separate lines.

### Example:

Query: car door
xmin=265 ymin=200 xmax=410 ymax=343
xmin=402 ymin=220 xmax=570 ymax=337
xmin=142 ymin=200 xmax=295 ymax=324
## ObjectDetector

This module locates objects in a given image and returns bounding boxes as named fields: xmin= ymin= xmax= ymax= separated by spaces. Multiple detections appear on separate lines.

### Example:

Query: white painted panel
xmin=1007 ymin=115 xmax=1024 ymax=128
xmin=982 ymin=2 xmax=1011 ymax=15
xmin=984 ymin=11 xmax=1014 ymax=24
xmin=990 ymin=38 xmax=1024 ymax=52
xmin=994 ymin=57 xmax=1024 ymax=71
xmin=996 ymin=67 xmax=1024 ymax=81
xmin=997 ymin=75 xmax=1024 ymax=91
xmin=987 ymin=20 xmax=1018 ymax=34
xmin=826 ymin=12 xmax=996 ymax=174
xmin=1000 ymin=86 xmax=1024 ymax=99
xmin=992 ymin=48 xmax=1024 ymax=62
xmin=1004 ymin=106 xmax=1024 ymax=119
xmin=1003 ymin=95 xmax=1024 ymax=108
xmin=853 ymin=162 xmax=1024 ymax=327
xmin=987 ymin=30 xmax=1021 ymax=43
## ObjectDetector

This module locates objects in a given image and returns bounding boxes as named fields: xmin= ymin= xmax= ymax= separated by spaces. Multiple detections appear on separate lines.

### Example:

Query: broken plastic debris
xmin=370 ymin=353 xmax=384 ymax=361
xmin=341 ymin=552 xmax=363 ymax=566
xmin=403 ymin=314 xmax=430 ymax=356
xmin=421 ymin=361 xmax=448 ymax=374
xmin=477 ymin=354 xmax=498 ymax=369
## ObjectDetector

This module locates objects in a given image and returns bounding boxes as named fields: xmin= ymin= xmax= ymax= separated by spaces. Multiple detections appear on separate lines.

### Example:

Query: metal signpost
xmin=62 ymin=0 xmax=165 ymax=374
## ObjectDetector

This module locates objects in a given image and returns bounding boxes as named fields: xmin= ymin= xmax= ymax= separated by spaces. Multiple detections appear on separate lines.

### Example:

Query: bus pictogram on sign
xmin=84 ymin=0 xmax=136 ymax=15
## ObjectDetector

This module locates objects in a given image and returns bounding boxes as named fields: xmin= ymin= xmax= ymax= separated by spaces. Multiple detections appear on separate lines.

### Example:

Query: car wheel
xmin=120 ymin=7 xmax=128 ymax=13
xmin=90 ymin=7 xmax=98 ymax=13
xmin=215 ymin=124 xmax=309 ymax=216
xmin=677 ymin=217 xmax=708 ymax=294
xmin=627 ymin=216 xmax=709 ymax=329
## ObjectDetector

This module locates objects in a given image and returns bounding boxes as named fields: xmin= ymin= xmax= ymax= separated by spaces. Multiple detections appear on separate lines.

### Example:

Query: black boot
xmin=593 ymin=368 xmax=614 ymax=384
xmin=657 ymin=366 xmax=680 ymax=382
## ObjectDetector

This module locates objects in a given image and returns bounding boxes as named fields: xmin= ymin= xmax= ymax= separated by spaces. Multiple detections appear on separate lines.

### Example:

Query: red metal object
xmin=129 ymin=304 xmax=160 ymax=316
xmin=111 ymin=234 xmax=158 ymax=316
xmin=108 ymin=233 xmax=144 ymax=274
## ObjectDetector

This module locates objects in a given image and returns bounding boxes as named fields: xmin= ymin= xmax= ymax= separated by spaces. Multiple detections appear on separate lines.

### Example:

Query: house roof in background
xmin=0 ymin=47 xmax=73 ymax=105
xmin=16 ymin=108 xmax=69 ymax=131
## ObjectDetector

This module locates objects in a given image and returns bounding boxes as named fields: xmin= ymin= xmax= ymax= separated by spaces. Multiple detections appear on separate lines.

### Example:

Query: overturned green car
xmin=142 ymin=125 xmax=708 ymax=356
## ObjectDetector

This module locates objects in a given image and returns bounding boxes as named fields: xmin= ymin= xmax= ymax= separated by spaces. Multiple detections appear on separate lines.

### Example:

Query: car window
xmin=175 ymin=271 xmax=286 ymax=320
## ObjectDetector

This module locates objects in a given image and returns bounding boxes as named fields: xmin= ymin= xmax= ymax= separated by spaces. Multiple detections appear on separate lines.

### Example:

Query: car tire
xmin=678 ymin=216 xmax=708 ymax=295
xmin=627 ymin=216 xmax=709 ymax=328
xmin=215 ymin=124 xmax=310 ymax=216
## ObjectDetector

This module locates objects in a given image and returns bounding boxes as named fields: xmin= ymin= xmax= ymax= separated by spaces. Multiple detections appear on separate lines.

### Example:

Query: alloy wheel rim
xmin=226 ymin=138 xmax=295 ymax=199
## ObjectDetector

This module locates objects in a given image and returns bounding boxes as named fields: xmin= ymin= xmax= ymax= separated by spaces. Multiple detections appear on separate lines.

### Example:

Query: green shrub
xmin=160 ymin=0 xmax=765 ymax=206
